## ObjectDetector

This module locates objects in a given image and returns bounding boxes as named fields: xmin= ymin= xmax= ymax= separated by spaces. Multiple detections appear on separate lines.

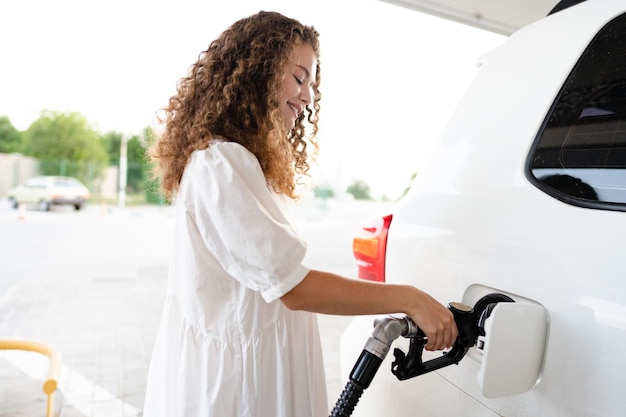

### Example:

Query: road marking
xmin=0 ymin=285 xmax=17 ymax=310
xmin=1 ymin=349 xmax=142 ymax=417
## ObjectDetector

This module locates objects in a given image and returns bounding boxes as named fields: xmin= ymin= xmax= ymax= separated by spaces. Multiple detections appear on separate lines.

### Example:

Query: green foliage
xmin=23 ymin=110 xmax=108 ymax=184
xmin=346 ymin=179 xmax=372 ymax=200
xmin=401 ymin=172 xmax=417 ymax=198
xmin=100 ymin=131 xmax=149 ymax=193
xmin=0 ymin=116 xmax=23 ymax=153
xmin=313 ymin=183 xmax=334 ymax=199
xmin=100 ymin=131 xmax=124 ymax=165
xmin=143 ymin=168 xmax=166 ymax=204
xmin=140 ymin=126 xmax=165 ymax=204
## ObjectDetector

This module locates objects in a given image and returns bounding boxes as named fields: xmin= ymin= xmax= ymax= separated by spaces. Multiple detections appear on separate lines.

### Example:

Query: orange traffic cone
xmin=18 ymin=203 xmax=26 ymax=221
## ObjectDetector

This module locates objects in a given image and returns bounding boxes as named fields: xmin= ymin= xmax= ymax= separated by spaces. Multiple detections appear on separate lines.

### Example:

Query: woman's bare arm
xmin=280 ymin=269 xmax=457 ymax=351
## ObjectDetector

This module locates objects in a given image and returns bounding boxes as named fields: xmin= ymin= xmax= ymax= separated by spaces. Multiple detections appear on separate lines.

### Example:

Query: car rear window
xmin=54 ymin=179 xmax=80 ymax=187
xmin=527 ymin=12 xmax=626 ymax=211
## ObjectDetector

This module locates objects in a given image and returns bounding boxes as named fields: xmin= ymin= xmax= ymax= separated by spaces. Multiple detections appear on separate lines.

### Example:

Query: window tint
xmin=528 ymin=13 xmax=626 ymax=211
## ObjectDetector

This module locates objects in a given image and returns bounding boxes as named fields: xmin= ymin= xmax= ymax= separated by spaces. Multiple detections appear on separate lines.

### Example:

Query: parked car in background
xmin=340 ymin=1 xmax=626 ymax=416
xmin=7 ymin=176 xmax=90 ymax=211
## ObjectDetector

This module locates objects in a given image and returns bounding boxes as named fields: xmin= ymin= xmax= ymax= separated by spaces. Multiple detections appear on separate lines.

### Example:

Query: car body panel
xmin=340 ymin=1 xmax=626 ymax=416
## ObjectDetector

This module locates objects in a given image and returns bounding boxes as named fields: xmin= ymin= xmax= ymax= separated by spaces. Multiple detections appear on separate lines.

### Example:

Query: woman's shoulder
xmin=187 ymin=140 xmax=264 ymax=185
xmin=192 ymin=139 xmax=257 ymax=166
xmin=182 ymin=139 xmax=270 ymax=200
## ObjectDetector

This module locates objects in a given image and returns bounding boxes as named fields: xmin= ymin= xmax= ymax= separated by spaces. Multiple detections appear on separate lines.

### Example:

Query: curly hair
xmin=148 ymin=11 xmax=321 ymax=200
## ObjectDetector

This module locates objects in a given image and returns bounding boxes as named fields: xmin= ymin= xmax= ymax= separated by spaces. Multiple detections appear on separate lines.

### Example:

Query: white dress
xmin=143 ymin=141 xmax=328 ymax=417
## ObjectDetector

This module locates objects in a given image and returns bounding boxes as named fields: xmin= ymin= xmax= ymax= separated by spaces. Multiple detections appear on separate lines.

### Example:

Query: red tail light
xmin=352 ymin=214 xmax=392 ymax=282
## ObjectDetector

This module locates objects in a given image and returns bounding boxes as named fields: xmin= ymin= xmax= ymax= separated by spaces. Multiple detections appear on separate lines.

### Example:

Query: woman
xmin=143 ymin=11 xmax=457 ymax=417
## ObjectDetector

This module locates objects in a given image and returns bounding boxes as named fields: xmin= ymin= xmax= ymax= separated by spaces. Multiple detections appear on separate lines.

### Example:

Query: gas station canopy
xmin=379 ymin=0 xmax=566 ymax=35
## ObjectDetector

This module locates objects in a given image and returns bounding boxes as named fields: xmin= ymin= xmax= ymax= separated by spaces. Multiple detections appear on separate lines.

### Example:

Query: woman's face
xmin=279 ymin=43 xmax=317 ymax=131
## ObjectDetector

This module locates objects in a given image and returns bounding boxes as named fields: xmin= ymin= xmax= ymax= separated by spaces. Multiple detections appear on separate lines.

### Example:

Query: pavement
xmin=0 ymin=198 xmax=390 ymax=417
xmin=0 ymin=202 xmax=174 ymax=417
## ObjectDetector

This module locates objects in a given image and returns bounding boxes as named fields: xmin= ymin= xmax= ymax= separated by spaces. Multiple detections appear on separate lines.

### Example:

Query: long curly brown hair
xmin=148 ymin=11 xmax=321 ymax=200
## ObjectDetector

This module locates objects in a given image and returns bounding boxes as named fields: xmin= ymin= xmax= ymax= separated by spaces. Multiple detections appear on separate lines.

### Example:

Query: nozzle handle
xmin=392 ymin=301 xmax=478 ymax=380
xmin=391 ymin=294 xmax=514 ymax=380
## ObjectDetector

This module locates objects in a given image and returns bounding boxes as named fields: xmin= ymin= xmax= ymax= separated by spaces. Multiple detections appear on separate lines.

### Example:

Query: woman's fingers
xmin=410 ymin=296 xmax=458 ymax=351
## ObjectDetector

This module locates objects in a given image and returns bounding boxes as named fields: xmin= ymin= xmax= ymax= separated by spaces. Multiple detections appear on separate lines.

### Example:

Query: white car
xmin=7 ymin=176 xmax=90 ymax=211
xmin=339 ymin=1 xmax=626 ymax=417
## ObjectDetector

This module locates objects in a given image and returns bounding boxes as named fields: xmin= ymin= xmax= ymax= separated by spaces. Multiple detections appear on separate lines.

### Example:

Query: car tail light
xmin=352 ymin=214 xmax=392 ymax=282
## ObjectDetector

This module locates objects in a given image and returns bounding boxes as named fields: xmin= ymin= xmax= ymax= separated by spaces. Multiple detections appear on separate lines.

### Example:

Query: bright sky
xmin=0 ymin=0 xmax=505 ymax=199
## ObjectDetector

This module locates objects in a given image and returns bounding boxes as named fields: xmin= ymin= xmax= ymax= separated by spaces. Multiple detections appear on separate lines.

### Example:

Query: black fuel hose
xmin=330 ymin=350 xmax=383 ymax=417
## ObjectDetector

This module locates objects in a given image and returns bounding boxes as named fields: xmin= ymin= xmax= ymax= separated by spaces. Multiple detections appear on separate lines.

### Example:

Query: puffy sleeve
xmin=181 ymin=141 xmax=310 ymax=303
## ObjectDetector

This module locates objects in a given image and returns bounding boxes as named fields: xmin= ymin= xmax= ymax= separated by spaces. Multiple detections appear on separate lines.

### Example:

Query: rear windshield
xmin=53 ymin=179 xmax=83 ymax=187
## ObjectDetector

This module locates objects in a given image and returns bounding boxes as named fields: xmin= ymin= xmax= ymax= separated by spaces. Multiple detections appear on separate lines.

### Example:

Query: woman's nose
xmin=300 ymin=86 xmax=312 ymax=105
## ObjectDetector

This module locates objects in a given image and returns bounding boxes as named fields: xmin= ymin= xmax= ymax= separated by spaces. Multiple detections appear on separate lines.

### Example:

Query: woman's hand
xmin=407 ymin=289 xmax=458 ymax=351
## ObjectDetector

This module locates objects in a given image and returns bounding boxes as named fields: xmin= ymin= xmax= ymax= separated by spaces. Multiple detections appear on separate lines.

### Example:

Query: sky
xmin=0 ymin=0 xmax=505 ymax=199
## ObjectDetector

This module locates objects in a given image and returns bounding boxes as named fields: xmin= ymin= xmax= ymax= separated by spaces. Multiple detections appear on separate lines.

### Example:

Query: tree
xmin=313 ymin=183 xmax=335 ymax=199
xmin=0 ymin=116 xmax=23 ymax=153
xmin=401 ymin=172 xmax=417 ymax=198
xmin=141 ymin=126 xmax=166 ymax=204
xmin=346 ymin=179 xmax=372 ymax=200
xmin=100 ymin=131 xmax=147 ymax=193
xmin=23 ymin=110 xmax=108 ymax=185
